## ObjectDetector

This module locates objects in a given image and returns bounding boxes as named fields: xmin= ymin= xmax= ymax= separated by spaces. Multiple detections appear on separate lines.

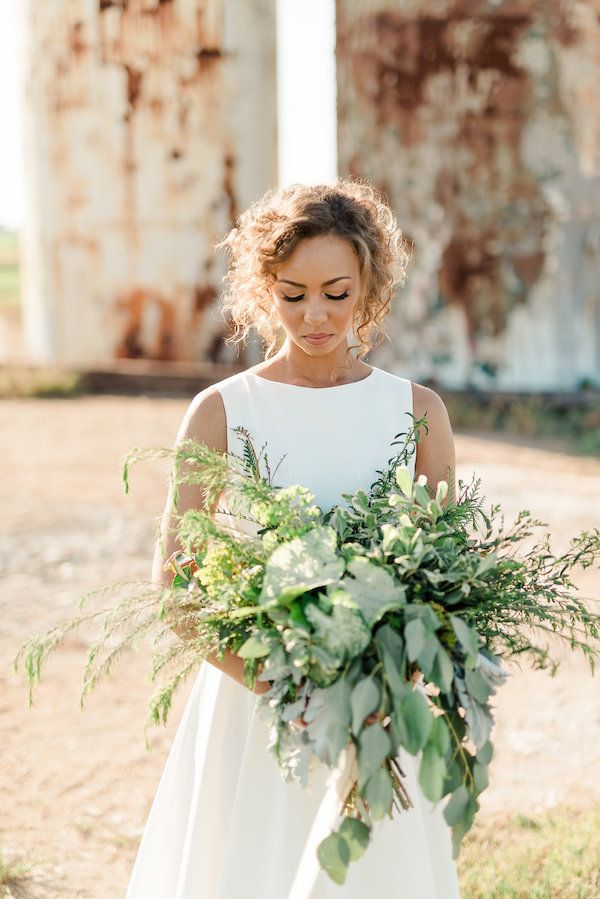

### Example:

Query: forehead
xmin=276 ymin=234 xmax=359 ymax=281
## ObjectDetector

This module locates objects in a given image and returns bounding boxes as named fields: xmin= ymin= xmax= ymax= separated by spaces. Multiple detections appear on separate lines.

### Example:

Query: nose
xmin=303 ymin=298 xmax=328 ymax=326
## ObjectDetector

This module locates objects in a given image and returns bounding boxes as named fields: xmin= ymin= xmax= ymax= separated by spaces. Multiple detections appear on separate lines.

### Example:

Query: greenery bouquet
xmin=14 ymin=415 xmax=600 ymax=886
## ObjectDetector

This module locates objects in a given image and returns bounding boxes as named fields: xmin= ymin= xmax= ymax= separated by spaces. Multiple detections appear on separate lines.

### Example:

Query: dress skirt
xmin=125 ymin=662 xmax=462 ymax=898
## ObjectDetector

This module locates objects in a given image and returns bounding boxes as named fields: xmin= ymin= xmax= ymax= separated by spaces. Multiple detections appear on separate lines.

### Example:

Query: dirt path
xmin=1 ymin=396 xmax=599 ymax=898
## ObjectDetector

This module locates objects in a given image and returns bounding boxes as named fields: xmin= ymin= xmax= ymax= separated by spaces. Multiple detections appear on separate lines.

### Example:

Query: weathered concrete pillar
xmin=21 ymin=0 xmax=277 ymax=365
xmin=336 ymin=1 xmax=600 ymax=390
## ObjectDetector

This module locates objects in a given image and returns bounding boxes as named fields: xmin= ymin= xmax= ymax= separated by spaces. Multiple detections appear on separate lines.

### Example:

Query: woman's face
xmin=269 ymin=233 xmax=363 ymax=355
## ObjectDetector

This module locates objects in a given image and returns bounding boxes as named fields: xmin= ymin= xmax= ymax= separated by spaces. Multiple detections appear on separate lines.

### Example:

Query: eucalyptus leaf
xmin=432 ymin=645 xmax=455 ymax=695
xmin=473 ymin=760 xmax=489 ymax=794
xmin=304 ymin=676 xmax=352 ymax=765
xmin=405 ymin=618 xmax=427 ymax=661
xmin=351 ymin=677 xmax=381 ymax=735
xmin=443 ymin=784 xmax=470 ymax=826
xmin=317 ymin=832 xmax=350 ymax=885
xmin=365 ymin=766 xmax=393 ymax=820
xmin=455 ymin=675 xmax=495 ymax=749
xmin=442 ymin=756 xmax=463 ymax=794
xmin=465 ymin=669 xmax=492 ymax=704
xmin=429 ymin=715 xmax=451 ymax=757
xmin=416 ymin=635 xmax=439 ymax=679
xmin=418 ymin=743 xmax=447 ymax=803
xmin=450 ymin=796 xmax=478 ymax=859
xmin=357 ymin=723 xmax=391 ymax=791
xmin=393 ymin=689 xmax=433 ymax=755
xmin=476 ymin=741 xmax=494 ymax=765
xmin=337 ymin=817 xmax=371 ymax=861
xmin=382 ymin=648 xmax=409 ymax=698
xmin=375 ymin=624 xmax=405 ymax=659
xmin=405 ymin=603 xmax=442 ymax=631
xmin=450 ymin=616 xmax=480 ymax=657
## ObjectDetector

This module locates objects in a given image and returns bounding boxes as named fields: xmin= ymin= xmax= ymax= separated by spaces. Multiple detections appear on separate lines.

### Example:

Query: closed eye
xmin=283 ymin=291 xmax=350 ymax=302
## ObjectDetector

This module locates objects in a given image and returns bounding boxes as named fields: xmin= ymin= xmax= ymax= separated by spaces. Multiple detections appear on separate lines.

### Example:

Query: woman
xmin=125 ymin=178 xmax=460 ymax=898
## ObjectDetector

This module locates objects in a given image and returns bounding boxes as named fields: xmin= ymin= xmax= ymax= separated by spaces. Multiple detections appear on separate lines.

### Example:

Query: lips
xmin=303 ymin=333 xmax=333 ymax=344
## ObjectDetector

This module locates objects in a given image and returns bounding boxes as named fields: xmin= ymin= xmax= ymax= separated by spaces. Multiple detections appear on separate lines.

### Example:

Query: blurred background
xmin=1 ymin=2 xmax=600 ymax=897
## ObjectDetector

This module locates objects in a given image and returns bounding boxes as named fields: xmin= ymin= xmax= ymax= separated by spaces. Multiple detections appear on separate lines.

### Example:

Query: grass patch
xmin=444 ymin=390 xmax=600 ymax=457
xmin=0 ymin=845 xmax=32 ymax=894
xmin=457 ymin=804 xmax=600 ymax=898
xmin=0 ymin=366 xmax=83 ymax=399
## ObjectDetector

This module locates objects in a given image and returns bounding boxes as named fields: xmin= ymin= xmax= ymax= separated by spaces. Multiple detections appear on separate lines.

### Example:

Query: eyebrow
xmin=276 ymin=276 xmax=352 ymax=288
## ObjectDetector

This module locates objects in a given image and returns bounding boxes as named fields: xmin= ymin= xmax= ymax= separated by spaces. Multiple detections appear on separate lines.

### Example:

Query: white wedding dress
xmin=125 ymin=365 xmax=462 ymax=899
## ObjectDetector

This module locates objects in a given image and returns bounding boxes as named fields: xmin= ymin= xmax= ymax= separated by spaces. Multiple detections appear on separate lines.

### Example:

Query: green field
xmin=1 ymin=803 xmax=599 ymax=897
xmin=0 ymin=229 xmax=20 ymax=308
xmin=457 ymin=804 xmax=600 ymax=898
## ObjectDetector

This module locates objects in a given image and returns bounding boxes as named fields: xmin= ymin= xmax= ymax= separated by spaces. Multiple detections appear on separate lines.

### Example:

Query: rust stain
xmin=338 ymin=6 xmax=554 ymax=341
xmin=115 ymin=288 xmax=177 ymax=361
xmin=30 ymin=0 xmax=277 ymax=367
xmin=193 ymin=284 xmax=218 ymax=313
xmin=346 ymin=13 xmax=530 ymax=135
xmin=149 ymin=96 xmax=164 ymax=114
xmin=223 ymin=153 xmax=237 ymax=225
xmin=124 ymin=65 xmax=143 ymax=108
xmin=438 ymin=233 xmax=503 ymax=336
xmin=196 ymin=46 xmax=225 ymax=73
xmin=513 ymin=252 xmax=545 ymax=287
xmin=99 ymin=0 xmax=127 ymax=10
xmin=69 ymin=22 xmax=86 ymax=56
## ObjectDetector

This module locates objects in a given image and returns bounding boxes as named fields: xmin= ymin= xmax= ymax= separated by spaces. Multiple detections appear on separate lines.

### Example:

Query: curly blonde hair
xmin=214 ymin=177 xmax=410 ymax=360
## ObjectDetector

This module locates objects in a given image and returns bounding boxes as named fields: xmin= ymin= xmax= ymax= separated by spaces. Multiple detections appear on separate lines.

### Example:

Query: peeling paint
xmin=336 ymin=0 xmax=600 ymax=390
xmin=115 ymin=287 xmax=176 ymax=360
xmin=21 ymin=0 xmax=278 ymax=366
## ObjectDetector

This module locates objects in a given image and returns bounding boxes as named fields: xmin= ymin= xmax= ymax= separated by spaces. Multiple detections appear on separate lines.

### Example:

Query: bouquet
xmin=14 ymin=414 xmax=600 ymax=886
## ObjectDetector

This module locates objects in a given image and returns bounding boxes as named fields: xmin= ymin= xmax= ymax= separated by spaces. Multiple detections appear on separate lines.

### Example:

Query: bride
xmin=125 ymin=177 xmax=460 ymax=898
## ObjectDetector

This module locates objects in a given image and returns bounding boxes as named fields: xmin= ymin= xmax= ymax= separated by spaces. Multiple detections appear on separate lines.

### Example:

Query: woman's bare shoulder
xmin=174 ymin=384 xmax=227 ymax=453
xmin=410 ymin=381 xmax=455 ymax=489
xmin=410 ymin=381 xmax=452 ymax=431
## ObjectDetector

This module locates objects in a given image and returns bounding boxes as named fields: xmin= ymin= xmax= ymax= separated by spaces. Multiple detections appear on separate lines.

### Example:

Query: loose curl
xmin=214 ymin=177 xmax=410 ymax=360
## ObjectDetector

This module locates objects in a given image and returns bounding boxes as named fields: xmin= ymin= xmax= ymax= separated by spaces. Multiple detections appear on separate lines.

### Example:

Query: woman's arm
xmin=153 ymin=387 xmax=270 ymax=695
xmin=411 ymin=383 xmax=456 ymax=508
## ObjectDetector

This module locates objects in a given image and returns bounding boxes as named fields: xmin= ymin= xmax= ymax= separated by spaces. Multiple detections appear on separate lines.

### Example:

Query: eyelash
xmin=283 ymin=291 xmax=350 ymax=303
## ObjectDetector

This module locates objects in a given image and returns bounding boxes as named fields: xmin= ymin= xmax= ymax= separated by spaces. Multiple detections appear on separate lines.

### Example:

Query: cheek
xmin=272 ymin=299 xmax=301 ymax=330
xmin=338 ymin=296 xmax=360 ymax=322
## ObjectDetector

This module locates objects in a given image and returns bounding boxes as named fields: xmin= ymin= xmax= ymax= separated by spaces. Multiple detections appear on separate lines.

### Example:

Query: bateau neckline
xmin=246 ymin=366 xmax=378 ymax=390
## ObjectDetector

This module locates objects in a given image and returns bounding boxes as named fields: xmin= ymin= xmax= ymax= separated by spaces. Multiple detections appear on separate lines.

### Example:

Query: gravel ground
xmin=1 ymin=395 xmax=599 ymax=898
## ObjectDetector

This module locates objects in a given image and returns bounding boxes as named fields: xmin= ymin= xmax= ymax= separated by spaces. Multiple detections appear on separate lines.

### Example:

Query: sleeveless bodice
xmin=216 ymin=365 xmax=415 ymax=514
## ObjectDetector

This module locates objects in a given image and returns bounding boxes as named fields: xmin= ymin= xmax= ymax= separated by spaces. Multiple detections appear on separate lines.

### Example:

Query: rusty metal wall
xmin=336 ymin=0 xmax=600 ymax=390
xmin=21 ymin=0 xmax=277 ymax=365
